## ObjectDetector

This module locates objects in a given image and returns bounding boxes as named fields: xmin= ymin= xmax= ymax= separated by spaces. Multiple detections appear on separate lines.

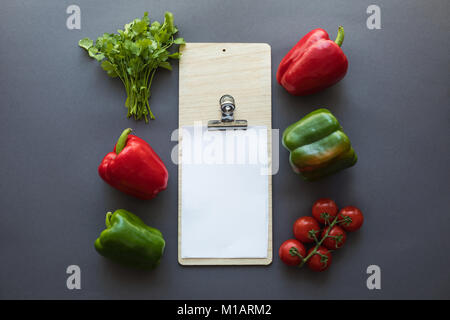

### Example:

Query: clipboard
xmin=178 ymin=43 xmax=272 ymax=265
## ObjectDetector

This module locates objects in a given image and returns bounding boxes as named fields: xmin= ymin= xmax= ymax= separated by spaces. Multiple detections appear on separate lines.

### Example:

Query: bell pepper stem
xmin=335 ymin=26 xmax=345 ymax=47
xmin=115 ymin=128 xmax=133 ymax=154
xmin=105 ymin=211 xmax=113 ymax=228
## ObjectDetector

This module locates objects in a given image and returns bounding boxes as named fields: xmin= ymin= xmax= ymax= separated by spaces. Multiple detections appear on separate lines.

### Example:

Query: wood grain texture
xmin=178 ymin=43 xmax=272 ymax=265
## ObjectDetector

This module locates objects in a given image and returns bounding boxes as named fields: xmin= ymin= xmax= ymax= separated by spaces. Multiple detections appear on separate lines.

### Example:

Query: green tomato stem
xmin=289 ymin=247 xmax=304 ymax=259
xmin=299 ymin=213 xmax=339 ymax=267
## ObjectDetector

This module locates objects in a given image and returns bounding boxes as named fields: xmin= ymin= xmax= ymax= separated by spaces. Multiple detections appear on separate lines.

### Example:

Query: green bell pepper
xmin=94 ymin=209 xmax=165 ymax=269
xmin=282 ymin=108 xmax=357 ymax=181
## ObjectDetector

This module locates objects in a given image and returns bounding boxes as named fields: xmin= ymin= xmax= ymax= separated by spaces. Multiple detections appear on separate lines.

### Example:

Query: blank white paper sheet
xmin=180 ymin=126 xmax=269 ymax=258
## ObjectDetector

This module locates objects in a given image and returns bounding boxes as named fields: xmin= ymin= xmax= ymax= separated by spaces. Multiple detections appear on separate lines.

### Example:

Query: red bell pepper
xmin=98 ymin=128 xmax=168 ymax=200
xmin=277 ymin=26 xmax=348 ymax=96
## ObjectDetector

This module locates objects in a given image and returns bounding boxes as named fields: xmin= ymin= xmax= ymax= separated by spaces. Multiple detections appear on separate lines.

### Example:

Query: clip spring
xmin=207 ymin=95 xmax=248 ymax=131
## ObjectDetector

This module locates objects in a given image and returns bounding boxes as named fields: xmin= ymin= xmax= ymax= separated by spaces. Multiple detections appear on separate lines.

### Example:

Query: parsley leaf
xmin=78 ymin=38 xmax=93 ymax=50
xmin=78 ymin=11 xmax=184 ymax=122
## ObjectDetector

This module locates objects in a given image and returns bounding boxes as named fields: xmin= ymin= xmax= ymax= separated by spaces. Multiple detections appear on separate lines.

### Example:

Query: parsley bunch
xmin=79 ymin=12 xmax=184 ymax=122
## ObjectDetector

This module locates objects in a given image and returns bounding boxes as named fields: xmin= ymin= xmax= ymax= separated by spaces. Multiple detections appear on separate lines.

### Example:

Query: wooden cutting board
xmin=178 ymin=43 xmax=272 ymax=265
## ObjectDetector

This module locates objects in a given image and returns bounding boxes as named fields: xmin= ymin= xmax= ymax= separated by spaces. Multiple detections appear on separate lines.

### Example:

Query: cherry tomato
xmin=293 ymin=216 xmax=320 ymax=243
xmin=306 ymin=246 xmax=332 ymax=272
xmin=279 ymin=239 xmax=306 ymax=266
xmin=321 ymin=226 xmax=347 ymax=250
xmin=338 ymin=206 xmax=364 ymax=232
xmin=312 ymin=198 xmax=338 ymax=225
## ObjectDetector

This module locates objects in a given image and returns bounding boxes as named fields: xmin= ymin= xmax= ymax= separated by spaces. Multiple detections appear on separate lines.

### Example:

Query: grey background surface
xmin=1 ymin=0 xmax=449 ymax=299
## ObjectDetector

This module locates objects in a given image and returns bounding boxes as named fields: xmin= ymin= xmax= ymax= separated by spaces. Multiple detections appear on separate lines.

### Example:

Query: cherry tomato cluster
xmin=279 ymin=199 xmax=364 ymax=272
